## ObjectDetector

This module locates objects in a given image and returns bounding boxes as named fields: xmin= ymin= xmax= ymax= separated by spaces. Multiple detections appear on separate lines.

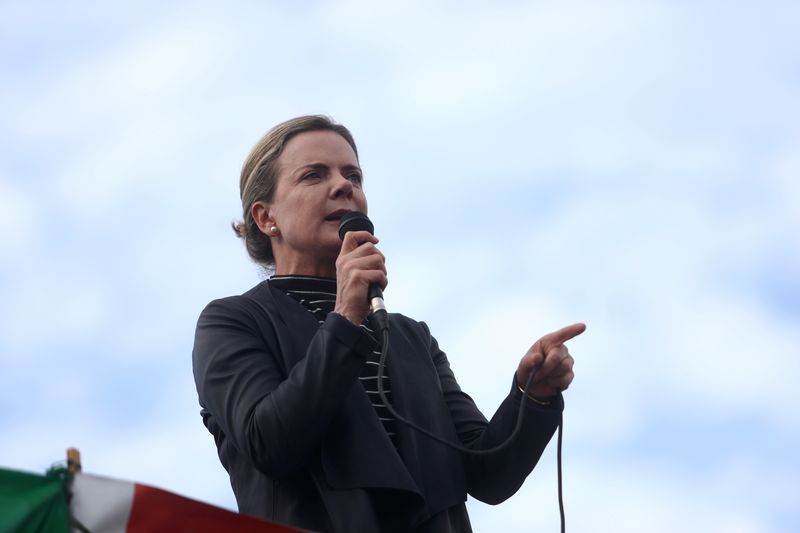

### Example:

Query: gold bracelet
xmin=516 ymin=384 xmax=552 ymax=406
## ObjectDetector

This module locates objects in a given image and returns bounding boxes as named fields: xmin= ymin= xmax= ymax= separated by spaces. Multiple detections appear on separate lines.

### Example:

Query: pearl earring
xmin=269 ymin=226 xmax=279 ymax=235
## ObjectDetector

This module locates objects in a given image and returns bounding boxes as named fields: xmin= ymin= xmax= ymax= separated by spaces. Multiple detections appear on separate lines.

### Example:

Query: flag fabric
xmin=69 ymin=472 xmax=301 ymax=533
xmin=0 ymin=467 xmax=302 ymax=533
xmin=0 ymin=467 xmax=70 ymax=533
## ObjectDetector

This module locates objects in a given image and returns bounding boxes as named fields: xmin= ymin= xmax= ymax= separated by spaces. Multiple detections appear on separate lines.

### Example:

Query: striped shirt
xmin=269 ymin=275 xmax=398 ymax=445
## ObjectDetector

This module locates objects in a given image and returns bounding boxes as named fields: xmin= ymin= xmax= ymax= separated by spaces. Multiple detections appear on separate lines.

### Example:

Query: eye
xmin=347 ymin=172 xmax=363 ymax=185
xmin=302 ymin=171 xmax=322 ymax=181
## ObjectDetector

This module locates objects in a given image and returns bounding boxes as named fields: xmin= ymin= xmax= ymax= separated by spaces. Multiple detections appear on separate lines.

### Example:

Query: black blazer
xmin=192 ymin=281 xmax=562 ymax=532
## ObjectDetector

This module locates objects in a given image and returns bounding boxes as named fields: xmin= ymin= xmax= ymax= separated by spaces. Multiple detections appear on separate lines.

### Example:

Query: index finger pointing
xmin=541 ymin=322 xmax=586 ymax=347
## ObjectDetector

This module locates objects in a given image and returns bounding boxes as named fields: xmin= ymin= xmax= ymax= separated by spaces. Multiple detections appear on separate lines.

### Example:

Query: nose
xmin=331 ymin=173 xmax=354 ymax=199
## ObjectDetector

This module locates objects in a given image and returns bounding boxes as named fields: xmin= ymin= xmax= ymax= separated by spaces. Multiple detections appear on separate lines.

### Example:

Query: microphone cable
xmin=375 ymin=328 xmax=566 ymax=531
xmin=338 ymin=212 xmax=565 ymax=529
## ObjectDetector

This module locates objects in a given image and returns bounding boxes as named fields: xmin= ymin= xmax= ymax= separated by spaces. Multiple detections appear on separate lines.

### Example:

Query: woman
xmin=192 ymin=115 xmax=584 ymax=532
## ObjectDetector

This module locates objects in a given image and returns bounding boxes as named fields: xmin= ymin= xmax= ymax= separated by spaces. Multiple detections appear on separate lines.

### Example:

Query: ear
xmin=251 ymin=201 xmax=275 ymax=235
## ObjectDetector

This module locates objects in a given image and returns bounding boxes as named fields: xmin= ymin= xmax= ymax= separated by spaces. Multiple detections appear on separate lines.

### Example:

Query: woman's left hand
xmin=516 ymin=323 xmax=585 ymax=402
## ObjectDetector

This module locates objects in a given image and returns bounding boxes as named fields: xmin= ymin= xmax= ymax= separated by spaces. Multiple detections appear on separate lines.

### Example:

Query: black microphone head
xmin=338 ymin=211 xmax=374 ymax=240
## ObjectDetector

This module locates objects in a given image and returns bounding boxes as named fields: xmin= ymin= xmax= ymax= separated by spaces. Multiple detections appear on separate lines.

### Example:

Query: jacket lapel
xmin=381 ymin=320 xmax=469 ymax=519
xmin=262 ymin=283 xmax=422 ymax=498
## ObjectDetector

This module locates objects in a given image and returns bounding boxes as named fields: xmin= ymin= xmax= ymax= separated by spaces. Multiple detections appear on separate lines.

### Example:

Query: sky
xmin=1 ymin=1 xmax=798 ymax=531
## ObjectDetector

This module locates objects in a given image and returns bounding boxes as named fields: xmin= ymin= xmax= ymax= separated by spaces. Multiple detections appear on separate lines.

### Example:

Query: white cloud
xmin=1 ymin=1 xmax=798 ymax=530
xmin=0 ymin=178 xmax=39 ymax=255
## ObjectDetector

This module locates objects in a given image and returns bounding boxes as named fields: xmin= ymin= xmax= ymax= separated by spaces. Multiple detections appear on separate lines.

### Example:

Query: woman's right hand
xmin=334 ymin=230 xmax=387 ymax=325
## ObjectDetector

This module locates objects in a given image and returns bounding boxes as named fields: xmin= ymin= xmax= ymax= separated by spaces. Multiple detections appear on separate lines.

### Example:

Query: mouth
xmin=324 ymin=209 xmax=352 ymax=221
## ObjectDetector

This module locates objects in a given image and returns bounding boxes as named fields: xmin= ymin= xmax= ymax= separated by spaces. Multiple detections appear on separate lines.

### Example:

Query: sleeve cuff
xmin=510 ymin=374 xmax=564 ymax=411
xmin=322 ymin=312 xmax=380 ymax=359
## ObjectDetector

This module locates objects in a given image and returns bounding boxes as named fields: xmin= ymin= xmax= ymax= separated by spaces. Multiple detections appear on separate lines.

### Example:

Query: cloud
xmin=1 ymin=1 xmax=799 ymax=530
xmin=0 ymin=178 xmax=38 ymax=256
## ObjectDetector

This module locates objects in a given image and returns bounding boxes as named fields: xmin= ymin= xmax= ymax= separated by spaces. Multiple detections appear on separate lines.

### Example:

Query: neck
xmin=274 ymin=258 xmax=336 ymax=279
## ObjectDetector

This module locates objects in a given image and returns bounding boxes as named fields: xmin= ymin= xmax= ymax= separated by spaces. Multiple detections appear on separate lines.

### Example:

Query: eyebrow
xmin=341 ymin=164 xmax=362 ymax=174
xmin=294 ymin=162 xmax=362 ymax=175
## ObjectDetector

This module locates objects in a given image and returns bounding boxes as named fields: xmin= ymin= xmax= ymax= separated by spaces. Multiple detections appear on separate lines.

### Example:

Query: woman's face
xmin=255 ymin=129 xmax=368 ymax=276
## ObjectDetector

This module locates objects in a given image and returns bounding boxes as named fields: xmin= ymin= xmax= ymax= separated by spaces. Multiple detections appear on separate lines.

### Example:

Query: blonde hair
xmin=233 ymin=115 xmax=359 ymax=266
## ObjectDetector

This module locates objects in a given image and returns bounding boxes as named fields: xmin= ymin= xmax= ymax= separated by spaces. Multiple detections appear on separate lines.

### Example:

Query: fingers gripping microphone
xmin=338 ymin=211 xmax=388 ymax=332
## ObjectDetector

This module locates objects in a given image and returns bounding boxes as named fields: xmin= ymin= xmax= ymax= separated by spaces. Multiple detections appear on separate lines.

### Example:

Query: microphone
xmin=337 ymin=211 xmax=388 ymax=332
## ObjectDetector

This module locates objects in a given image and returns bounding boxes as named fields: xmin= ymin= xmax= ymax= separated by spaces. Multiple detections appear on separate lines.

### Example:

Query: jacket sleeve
xmin=421 ymin=322 xmax=563 ymax=505
xmin=192 ymin=297 xmax=377 ymax=478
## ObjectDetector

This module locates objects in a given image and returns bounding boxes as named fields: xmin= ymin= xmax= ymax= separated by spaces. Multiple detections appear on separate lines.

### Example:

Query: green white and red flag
xmin=0 ymin=466 xmax=301 ymax=532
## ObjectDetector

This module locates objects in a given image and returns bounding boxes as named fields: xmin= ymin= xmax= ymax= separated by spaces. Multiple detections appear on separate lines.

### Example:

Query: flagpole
xmin=67 ymin=448 xmax=81 ymax=474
